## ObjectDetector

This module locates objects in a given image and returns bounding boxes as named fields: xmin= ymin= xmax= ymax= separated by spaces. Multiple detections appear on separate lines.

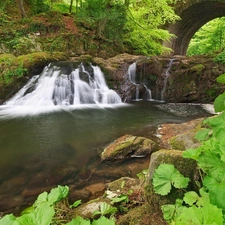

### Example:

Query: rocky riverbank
xmin=1 ymin=53 xmax=224 ymax=104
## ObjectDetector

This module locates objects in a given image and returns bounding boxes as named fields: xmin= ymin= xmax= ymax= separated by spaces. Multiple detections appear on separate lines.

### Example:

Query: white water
xmin=5 ymin=62 xmax=122 ymax=107
xmin=161 ymin=59 xmax=174 ymax=101
xmin=0 ymin=62 xmax=124 ymax=117
xmin=128 ymin=62 xmax=152 ymax=101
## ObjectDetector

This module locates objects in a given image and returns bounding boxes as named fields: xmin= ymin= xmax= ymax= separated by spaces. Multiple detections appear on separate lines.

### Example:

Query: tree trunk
xmin=19 ymin=0 xmax=27 ymax=18
xmin=69 ymin=0 xmax=74 ymax=13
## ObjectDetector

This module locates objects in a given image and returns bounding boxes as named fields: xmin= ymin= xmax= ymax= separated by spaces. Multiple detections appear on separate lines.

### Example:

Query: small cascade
xmin=161 ymin=59 xmax=174 ymax=102
xmin=128 ymin=62 xmax=152 ymax=101
xmin=5 ymin=62 xmax=122 ymax=106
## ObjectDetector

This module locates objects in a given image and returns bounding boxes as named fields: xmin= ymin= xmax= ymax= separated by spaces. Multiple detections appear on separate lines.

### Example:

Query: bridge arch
xmin=165 ymin=0 xmax=225 ymax=55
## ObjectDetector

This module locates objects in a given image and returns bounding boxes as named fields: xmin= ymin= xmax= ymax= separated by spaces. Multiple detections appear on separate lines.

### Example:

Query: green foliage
xmin=0 ymin=185 xmax=68 ymax=225
xmin=188 ymin=17 xmax=225 ymax=56
xmin=69 ymin=199 xmax=82 ymax=209
xmin=27 ymin=0 xmax=50 ymax=14
xmin=92 ymin=202 xmax=117 ymax=217
xmin=124 ymin=0 xmax=180 ymax=55
xmin=162 ymin=189 xmax=223 ymax=225
xmin=67 ymin=216 xmax=91 ymax=225
xmin=170 ymin=76 xmax=225 ymax=223
xmin=152 ymin=76 xmax=225 ymax=223
xmin=214 ymin=50 xmax=225 ymax=64
xmin=76 ymin=0 xmax=127 ymax=41
xmin=152 ymin=164 xmax=189 ymax=196
xmin=1 ymin=62 xmax=27 ymax=84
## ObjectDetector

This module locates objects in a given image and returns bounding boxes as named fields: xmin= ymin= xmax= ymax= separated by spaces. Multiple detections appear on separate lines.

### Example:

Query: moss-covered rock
xmin=0 ymin=52 xmax=69 ymax=102
xmin=117 ymin=203 xmax=167 ymax=225
xmin=145 ymin=150 xmax=199 ymax=212
xmin=189 ymin=63 xmax=205 ymax=74
xmin=101 ymin=135 xmax=156 ymax=161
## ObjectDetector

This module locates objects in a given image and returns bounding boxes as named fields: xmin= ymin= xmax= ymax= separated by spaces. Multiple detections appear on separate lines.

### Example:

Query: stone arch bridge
xmin=165 ymin=0 xmax=225 ymax=55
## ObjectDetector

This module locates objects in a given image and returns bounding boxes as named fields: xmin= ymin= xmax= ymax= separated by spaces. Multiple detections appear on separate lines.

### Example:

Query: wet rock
xmin=0 ymin=174 xmax=28 ymax=195
xmin=68 ymin=187 xmax=92 ymax=204
xmin=157 ymin=117 xmax=204 ymax=149
xmin=145 ymin=149 xmax=199 ymax=212
xmin=22 ymin=186 xmax=53 ymax=198
xmin=0 ymin=195 xmax=24 ymax=214
xmin=101 ymin=135 xmax=156 ymax=161
xmin=85 ymin=182 xmax=106 ymax=199
xmin=107 ymin=177 xmax=140 ymax=193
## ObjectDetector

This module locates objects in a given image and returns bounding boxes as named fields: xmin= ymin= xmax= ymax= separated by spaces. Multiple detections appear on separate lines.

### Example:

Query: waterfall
xmin=128 ymin=62 xmax=152 ymax=101
xmin=161 ymin=59 xmax=174 ymax=102
xmin=5 ymin=62 xmax=122 ymax=107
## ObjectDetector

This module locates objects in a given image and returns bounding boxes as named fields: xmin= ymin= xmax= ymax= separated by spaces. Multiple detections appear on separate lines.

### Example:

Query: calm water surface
xmin=0 ymin=101 xmax=211 ymax=172
xmin=0 ymin=101 xmax=211 ymax=212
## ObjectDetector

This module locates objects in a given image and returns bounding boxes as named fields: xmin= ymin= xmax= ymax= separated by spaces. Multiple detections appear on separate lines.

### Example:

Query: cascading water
xmin=5 ymin=62 xmax=122 ymax=107
xmin=161 ymin=59 xmax=174 ymax=102
xmin=128 ymin=62 xmax=152 ymax=101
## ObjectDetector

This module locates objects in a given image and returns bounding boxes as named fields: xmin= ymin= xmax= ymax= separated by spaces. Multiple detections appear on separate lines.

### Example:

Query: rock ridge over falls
xmin=1 ymin=53 xmax=224 ymax=104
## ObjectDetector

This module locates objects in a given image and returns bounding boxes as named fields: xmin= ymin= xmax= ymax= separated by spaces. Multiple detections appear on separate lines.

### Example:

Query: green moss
xmin=189 ymin=64 xmax=205 ymax=74
xmin=0 ymin=54 xmax=16 ymax=63
xmin=169 ymin=137 xmax=185 ymax=150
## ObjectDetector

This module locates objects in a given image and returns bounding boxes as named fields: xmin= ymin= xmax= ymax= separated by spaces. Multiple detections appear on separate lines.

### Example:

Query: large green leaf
xmin=16 ymin=203 xmax=55 ymax=225
xmin=214 ymin=92 xmax=225 ymax=112
xmin=183 ymin=191 xmax=199 ymax=206
xmin=0 ymin=214 xmax=17 ymax=225
xmin=153 ymin=164 xmax=189 ymax=196
xmin=195 ymin=128 xmax=211 ymax=141
xmin=203 ymin=175 xmax=225 ymax=209
xmin=66 ymin=216 xmax=91 ymax=225
xmin=92 ymin=216 xmax=115 ymax=225
xmin=216 ymin=73 xmax=225 ymax=84
xmin=33 ymin=192 xmax=48 ymax=207
xmin=47 ymin=185 xmax=69 ymax=205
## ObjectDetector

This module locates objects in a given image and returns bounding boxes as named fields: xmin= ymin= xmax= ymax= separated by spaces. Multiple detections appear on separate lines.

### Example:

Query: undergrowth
xmin=152 ymin=73 xmax=225 ymax=224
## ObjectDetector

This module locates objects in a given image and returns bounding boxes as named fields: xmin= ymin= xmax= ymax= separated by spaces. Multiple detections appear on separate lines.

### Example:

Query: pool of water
xmin=0 ymin=101 xmax=212 ymax=212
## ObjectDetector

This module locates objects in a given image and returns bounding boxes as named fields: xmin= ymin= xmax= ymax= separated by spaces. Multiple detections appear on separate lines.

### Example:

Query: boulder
xmin=157 ymin=117 xmax=204 ymax=150
xmin=145 ymin=149 xmax=199 ymax=212
xmin=101 ymin=134 xmax=156 ymax=161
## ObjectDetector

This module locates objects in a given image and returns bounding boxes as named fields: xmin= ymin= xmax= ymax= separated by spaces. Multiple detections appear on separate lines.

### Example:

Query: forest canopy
xmin=187 ymin=17 xmax=225 ymax=56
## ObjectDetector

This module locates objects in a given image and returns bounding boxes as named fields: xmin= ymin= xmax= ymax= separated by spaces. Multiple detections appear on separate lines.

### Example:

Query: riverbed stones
xmin=101 ymin=134 xmax=156 ymax=161
xmin=145 ymin=149 xmax=199 ymax=212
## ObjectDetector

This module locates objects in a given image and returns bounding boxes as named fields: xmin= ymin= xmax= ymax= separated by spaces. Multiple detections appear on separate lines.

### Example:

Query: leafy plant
xmin=70 ymin=199 xmax=82 ymax=209
xmin=162 ymin=189 xmax=223 ymax=225
xmin=92 ymin=202 xmax=117 ymax=218
xmin=152 ymin=164 xmax=190 ymax=196
xmin=153 ymin=72 xmax=225 ymax=224
xmin=0 ymin=185 xmax=69 ymax=225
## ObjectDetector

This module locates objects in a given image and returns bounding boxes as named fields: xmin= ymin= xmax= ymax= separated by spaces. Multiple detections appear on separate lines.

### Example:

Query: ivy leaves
xmin=153 ymin=164 xmax=189 ymax=196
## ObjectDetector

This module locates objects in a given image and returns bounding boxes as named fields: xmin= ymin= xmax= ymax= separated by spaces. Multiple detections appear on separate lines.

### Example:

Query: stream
xmin=0 ymin=61 xmax=214 ymax=213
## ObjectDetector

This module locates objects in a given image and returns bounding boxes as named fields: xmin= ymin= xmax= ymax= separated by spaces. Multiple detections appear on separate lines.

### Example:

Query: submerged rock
xmin=101 ymin=134 xmax=156 ymax=161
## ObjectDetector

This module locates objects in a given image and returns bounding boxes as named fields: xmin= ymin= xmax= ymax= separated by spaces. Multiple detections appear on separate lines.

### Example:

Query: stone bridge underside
xmin=165 ymin=0 xmax=225 ymax=55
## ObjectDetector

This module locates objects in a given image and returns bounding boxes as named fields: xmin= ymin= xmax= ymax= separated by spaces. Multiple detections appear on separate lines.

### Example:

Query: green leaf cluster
xmin=154 ymin=73 xmax=225 ymax=224
xmin=0 ymin=185 xmax=116 ymax=225
xmin=162 ymin=189 xmax=223 ymax=225
xmin=188 ymin=17 xmax=225 ymax=56
xmin=153 ymin=164 xmax=189 ymax=196
xmin=0 ymin=185 xmax=69 ymax=225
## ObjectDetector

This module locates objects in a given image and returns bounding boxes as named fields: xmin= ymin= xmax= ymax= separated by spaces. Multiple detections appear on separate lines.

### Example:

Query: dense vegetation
xmin=152 ymin=73 xmax=225 ymax=224
xmin=188 ymin=17 xmax=225 ymax=56
xmin=0 ymin=0 xmax=180 ymax=56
